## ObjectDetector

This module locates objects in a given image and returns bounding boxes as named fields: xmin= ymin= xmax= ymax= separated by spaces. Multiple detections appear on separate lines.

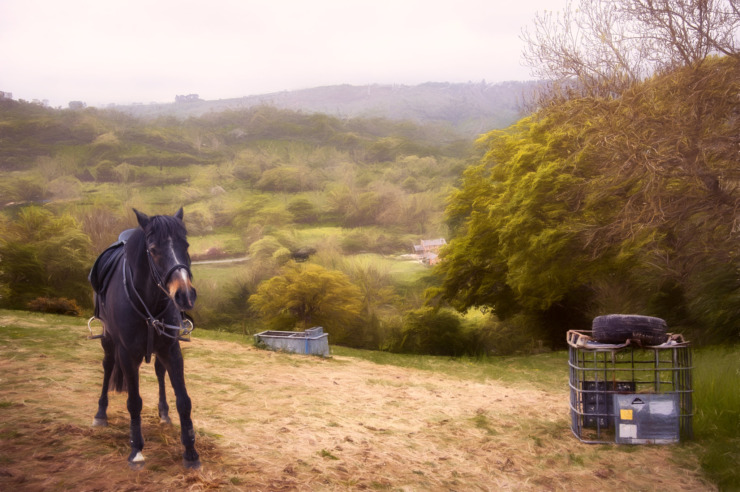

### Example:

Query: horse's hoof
xmin=159 ymin=415 xmax=172 ymax=425
xmin=128 ymin=451 xmax=146 ymax=470
xmin=92 ymin=417 xmax=108 ymax=427
xmin=183 ymin=458 xmax=201 ymax=470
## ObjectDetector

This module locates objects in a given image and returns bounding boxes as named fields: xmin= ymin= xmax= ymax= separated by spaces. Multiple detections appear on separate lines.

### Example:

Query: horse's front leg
xmin=93 ymin=336 xmax=115 ymax=427
xmin=163 ymin=343 xmax=200 ymax=469
xmin=154 ymin=357 xmax=171 ymax=424
xmin=119 ymin=347 xmax=145 ymax=469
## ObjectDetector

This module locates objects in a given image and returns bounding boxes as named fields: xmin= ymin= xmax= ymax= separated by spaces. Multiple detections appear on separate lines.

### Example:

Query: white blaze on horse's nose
xmin=168 ymin=239 xmax=182 ymax=266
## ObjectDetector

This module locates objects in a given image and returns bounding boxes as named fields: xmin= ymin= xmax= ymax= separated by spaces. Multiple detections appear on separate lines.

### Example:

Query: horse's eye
xmin=148 ymin=245 xmax=158 ymax=255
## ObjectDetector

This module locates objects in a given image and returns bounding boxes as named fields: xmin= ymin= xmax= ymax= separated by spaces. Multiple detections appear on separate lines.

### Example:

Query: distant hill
xmin=113 ymin=81 xmax=540 ymax=137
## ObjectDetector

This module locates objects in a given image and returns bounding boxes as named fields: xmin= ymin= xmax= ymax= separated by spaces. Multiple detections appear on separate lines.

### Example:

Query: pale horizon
xmin=0 ymin=0 xmax=562 ymax=108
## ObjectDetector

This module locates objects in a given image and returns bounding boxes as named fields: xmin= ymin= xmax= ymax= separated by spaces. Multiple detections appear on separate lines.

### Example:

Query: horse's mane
xmin=145 ymin=214 xmax=188 ymax=244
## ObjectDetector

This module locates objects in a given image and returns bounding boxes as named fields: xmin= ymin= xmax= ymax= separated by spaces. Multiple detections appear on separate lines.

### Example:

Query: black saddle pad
xmin=88 ymin=228 xmax=136 ymax=296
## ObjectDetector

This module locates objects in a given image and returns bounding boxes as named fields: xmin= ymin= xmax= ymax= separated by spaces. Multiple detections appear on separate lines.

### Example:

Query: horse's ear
xmin=134 ymin=209 xmax=150 ymax=229
xmin=174 ymin=207 xmax=184 ymax=220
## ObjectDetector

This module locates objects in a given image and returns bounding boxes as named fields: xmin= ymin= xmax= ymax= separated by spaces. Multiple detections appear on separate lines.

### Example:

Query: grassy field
xmin=0 ymin=310 xmax=734 ymax=491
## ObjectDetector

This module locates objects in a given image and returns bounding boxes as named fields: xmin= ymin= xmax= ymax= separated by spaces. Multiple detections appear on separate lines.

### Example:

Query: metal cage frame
xmin=567 ymin=330 xmax=693 ymax=444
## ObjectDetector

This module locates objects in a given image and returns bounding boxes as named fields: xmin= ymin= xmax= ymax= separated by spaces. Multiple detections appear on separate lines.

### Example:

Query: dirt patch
xmin=0 ymin=315 xmax=714 ymax=491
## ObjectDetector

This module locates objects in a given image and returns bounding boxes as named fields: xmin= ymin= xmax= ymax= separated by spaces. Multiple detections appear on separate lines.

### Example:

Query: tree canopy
xmin=436 ymin=56 xmax=740 ymax=344
xmin=249 ymin=262 xmax=364 ymax=342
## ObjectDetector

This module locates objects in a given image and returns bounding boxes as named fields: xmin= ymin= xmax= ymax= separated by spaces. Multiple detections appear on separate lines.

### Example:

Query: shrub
xmin=287 ymin=197 xmax=319 ymax=224
xmin=27 ymin=297 xmax=81 ymax=316
xmin=0 ymin=175 xmax=48 ymax=204
xmin=389 ymin=307 xmax=467 ymax=356
xmin=470 ymin=313 xmax=551 ymax=356
xmin=248 ymin=236 xmax=283 ymax=259
xmin=249 ymin=262 xmax=363 ymax=342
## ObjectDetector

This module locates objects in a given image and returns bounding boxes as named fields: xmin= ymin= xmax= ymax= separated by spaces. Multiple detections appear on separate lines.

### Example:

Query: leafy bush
xmin=255 ymin=166 xmax=316 ymax=192
xmin=470 ymin=313 xmax=551 ymax=356
xmin=0 ymin=174 xmax=48 ymax=204
xmin=27 ymin=297 xmax=81 ymax=315
xmin=0 ymin=207 xmax=94 ymax=309
xmin=248 ymin=236 xmax=283 ymax=259
xmin=388 ymin=307 xmax=467 ymax=356
xmin=287 ymin=197 xmax=319 ymax=224
xmin=249 ymin=262 xmax=363 ymax=342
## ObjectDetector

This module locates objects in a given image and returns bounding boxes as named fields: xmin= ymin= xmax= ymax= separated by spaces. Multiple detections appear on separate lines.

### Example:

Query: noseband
xmin=146 ymin=247 xmax=193 ymax=297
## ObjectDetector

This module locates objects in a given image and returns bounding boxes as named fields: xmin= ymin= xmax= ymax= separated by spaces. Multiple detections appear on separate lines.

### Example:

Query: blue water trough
xmin=254 ymin=327 xmax=329 ymax=357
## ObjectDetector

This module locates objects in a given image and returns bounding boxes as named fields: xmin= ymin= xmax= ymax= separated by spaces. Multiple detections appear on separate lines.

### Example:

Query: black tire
xmin=592 ymin=314 xmax=668 ymax=345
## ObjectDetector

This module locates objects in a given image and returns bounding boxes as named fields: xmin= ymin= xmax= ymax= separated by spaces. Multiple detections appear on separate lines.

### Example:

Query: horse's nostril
xmin=175 ymin=288 xmax=196 ymax=310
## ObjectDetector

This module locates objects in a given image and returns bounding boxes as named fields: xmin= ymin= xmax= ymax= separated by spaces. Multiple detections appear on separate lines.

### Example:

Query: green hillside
xmin=0 ymin=99 xmax=477 ymax=350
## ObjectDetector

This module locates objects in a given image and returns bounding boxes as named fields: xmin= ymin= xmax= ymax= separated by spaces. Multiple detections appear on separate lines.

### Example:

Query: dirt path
xmin=0 ymin=315 xmax=714 ymax=491
xmin=191 ymin=256 xmax=250 ymax=265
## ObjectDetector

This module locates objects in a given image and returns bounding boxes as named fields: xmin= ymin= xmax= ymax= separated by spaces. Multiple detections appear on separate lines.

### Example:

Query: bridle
xmin=122 ymin=244 xmax=194 ymax=363
xmin=145 ymin=246 xmax=193 ymax=298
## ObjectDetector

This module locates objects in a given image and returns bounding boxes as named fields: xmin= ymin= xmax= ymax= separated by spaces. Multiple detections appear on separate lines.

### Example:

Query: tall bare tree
xmin=522 ymin=0 xmax=740 ymax=97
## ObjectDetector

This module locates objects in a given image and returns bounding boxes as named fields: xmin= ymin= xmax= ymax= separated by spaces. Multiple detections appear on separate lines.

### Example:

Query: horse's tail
xmin=109 ymin=352 xmax=128 ymax=393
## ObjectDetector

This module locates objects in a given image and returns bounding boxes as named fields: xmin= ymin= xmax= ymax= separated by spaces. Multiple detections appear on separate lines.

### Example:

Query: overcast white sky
xmin=0 ymin=0 xmax=563 ymax=107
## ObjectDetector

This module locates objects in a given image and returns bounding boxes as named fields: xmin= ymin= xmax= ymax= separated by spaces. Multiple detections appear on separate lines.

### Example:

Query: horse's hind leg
xmin=93 ymin=337 xmax=115 ymax=427
xmin=154 ymin=357 xmax=171 ymax=424
xmin=163 ymin=344 xmax=200 ymax=469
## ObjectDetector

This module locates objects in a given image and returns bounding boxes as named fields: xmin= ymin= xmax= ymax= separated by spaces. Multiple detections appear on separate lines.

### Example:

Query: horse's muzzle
xmin=168 ymin=268 xmax=197 ymax=311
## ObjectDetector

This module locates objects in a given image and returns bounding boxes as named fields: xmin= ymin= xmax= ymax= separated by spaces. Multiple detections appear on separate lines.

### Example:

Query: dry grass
xmin=0 ymin=311 xmax=714 ymax=491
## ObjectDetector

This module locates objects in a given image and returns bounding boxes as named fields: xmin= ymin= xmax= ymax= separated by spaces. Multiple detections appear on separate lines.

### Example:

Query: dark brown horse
xmin=89 ymin=208 xmax=199 ymax=469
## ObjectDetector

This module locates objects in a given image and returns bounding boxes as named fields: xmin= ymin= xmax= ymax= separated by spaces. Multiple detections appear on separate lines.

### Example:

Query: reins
xmin=123 ymin=255 xmax=194 ymax=364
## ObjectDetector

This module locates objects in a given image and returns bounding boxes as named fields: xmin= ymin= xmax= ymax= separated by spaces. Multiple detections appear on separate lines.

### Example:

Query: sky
xmin=0 ymin=0 xmax=563 ymax=108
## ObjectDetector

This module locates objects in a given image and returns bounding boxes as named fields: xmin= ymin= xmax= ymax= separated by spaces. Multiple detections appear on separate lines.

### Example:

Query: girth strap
xmin=147 ymin=320 xmax=155 ymax=364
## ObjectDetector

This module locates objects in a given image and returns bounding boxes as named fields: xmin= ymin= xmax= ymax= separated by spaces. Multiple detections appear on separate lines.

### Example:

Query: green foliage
xmin=255 ymin=166 xmax=316 ymax=192
xmin=249 ymin=262 xmax=363 ymax=342
xmin=0 ymin=174 xmax=48 ymax=205
xmin=437 ymin=57 xmax=740 ymax=345
xmin=0 ymin=207 xmax=93 ymax=309
xmin=467 ymin=313 xmax=551 ymax=356
xmin=190 ymin=261 xmax=277 ymax=333
xmin=286 ymin=197 xmax=319 ymax=224
xmin=387 ymin=307 xmax=467 ymax=356
xmin=248 ymin=236 xmax=284 ymax=259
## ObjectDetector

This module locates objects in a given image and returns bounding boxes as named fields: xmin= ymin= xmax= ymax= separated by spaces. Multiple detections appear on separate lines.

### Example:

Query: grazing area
xmin=0 ymin=311 xmax=721 ymax=491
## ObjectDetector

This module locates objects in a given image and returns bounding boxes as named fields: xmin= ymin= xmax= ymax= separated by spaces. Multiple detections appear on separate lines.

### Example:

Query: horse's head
xmin=134 ymin=207 xmax=197 ymax=311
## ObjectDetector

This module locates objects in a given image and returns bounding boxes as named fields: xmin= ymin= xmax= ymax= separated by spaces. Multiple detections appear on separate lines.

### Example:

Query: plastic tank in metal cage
xmin=567 ymin=330 xmax=692 ymax=444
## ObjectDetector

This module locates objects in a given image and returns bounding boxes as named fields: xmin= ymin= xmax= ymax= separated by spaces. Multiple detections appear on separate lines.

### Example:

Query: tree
xmin=0 ymin=207 xmax=94 ymax=309
xmin=435 ymin=57 xmax=740 ymax=344
xmin=249 ymin=262 xmax=363 ymax=342
xmin=522 ymin=0 xmax=740 ymax=98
